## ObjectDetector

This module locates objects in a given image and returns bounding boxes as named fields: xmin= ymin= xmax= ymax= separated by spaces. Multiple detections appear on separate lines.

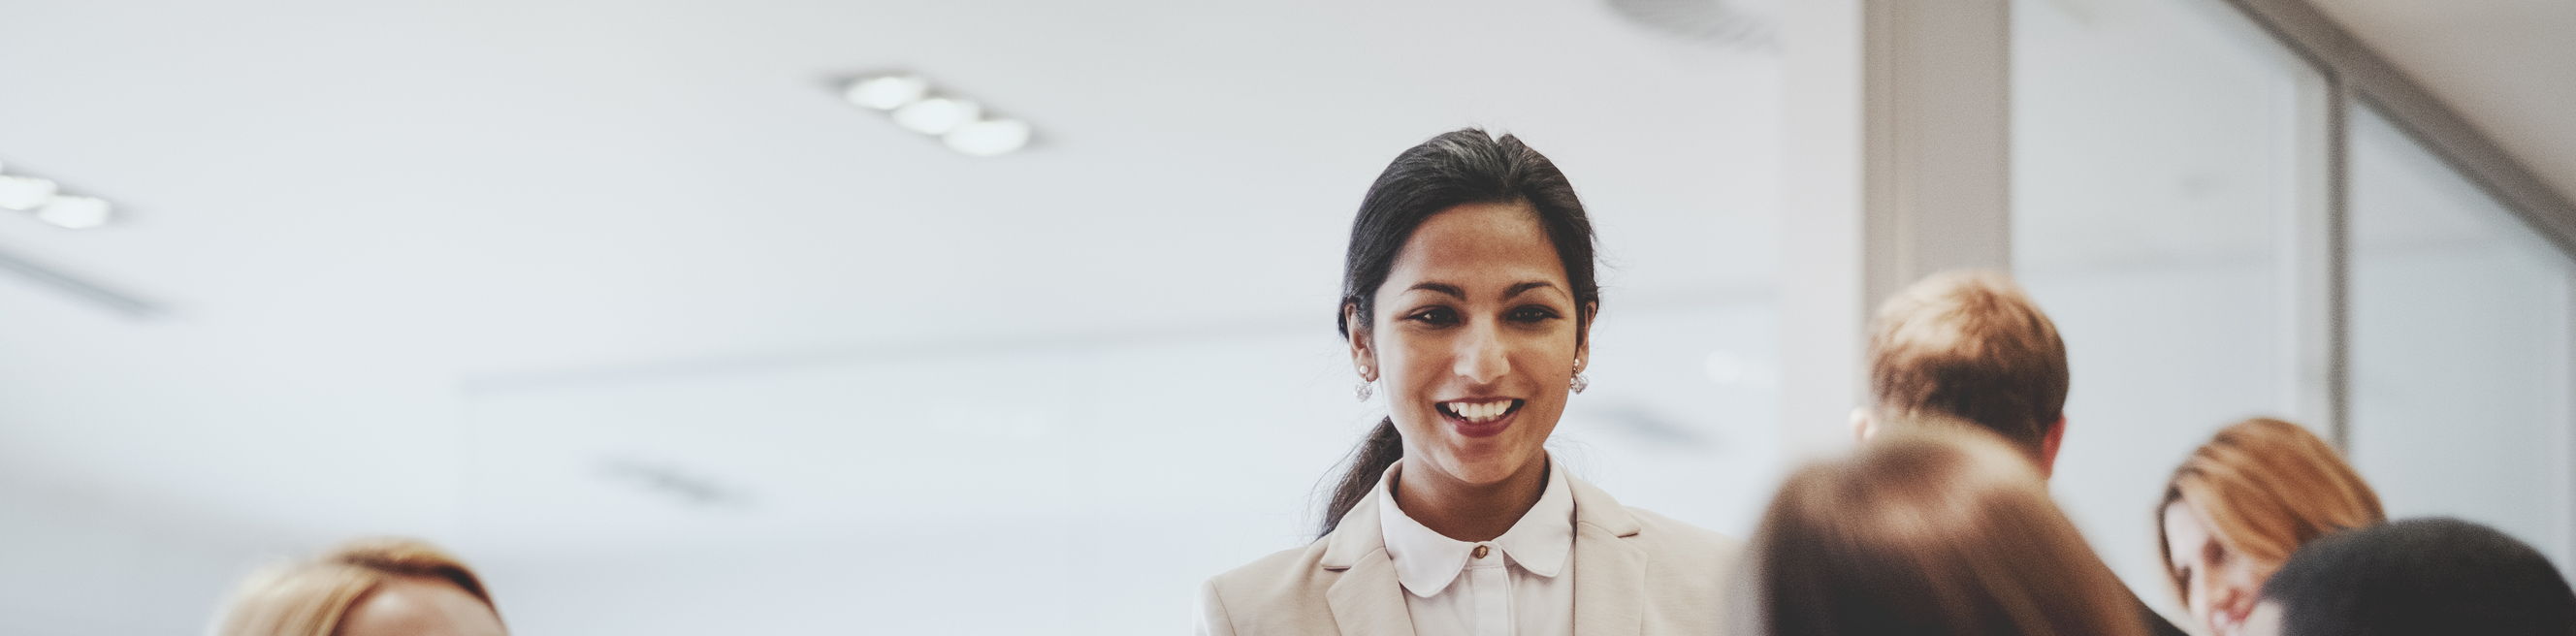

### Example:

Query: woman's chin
xmin=1419 ymin=447 xmax=1545 ymax=485
xmin=2209 ymin=610 xmax=2250 ymax=636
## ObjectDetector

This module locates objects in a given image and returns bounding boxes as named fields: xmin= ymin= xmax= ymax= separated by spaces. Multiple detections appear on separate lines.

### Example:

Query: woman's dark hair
xmin=1316 ymin=128 xmax=1601 ymax=537
xmin=2261 ymin=518 xmax=2576 ymax=636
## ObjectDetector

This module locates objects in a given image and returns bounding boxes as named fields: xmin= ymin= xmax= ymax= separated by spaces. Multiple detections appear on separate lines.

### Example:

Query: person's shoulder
xmin=1200 ymin=540 xmax=1344 ymax=635
xmin=2128 ymin=588 xmax=2192 ymax=636
xmin=1204 ymin=539 xmax=1340 ymax=610
xmin=1623 ymin=505 xmax=1745 ymax=557
xmin=1598 ymin=503 xmax=1751 ymax=632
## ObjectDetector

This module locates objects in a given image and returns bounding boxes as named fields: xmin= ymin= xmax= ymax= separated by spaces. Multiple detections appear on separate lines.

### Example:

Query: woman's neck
xmin=1391 ymin=455 xmax=1551 ymax=542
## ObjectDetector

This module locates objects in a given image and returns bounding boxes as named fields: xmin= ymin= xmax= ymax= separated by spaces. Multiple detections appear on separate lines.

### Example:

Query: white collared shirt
xmin=1376 ymin=457 xmax=1577 ymax=636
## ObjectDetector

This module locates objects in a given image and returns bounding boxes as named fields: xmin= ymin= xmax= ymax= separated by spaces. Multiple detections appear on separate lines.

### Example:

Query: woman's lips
xmin=1436 ymin=399 xmax=1523 ymax=438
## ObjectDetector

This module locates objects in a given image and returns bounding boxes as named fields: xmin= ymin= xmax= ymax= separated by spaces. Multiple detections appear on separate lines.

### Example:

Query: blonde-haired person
xmin=1754 ymin=422 xmax=2147 ymax=636
xmin=1852 ymin=270 xmax=2189 ymax=636
xmin=2159 ymin=417 xmax=2383 ymax=636
xmin=214 ymin=537 xmax=506 ymax=636
xmin=1856 ymin=270 xmax=2070 ymax=470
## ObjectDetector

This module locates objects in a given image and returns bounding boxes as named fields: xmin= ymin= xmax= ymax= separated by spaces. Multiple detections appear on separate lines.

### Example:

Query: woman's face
xmin=1353 ymin=202 xmax=1588 ymax=488
xmin=2165 ymin=498 xmax=2278 ymax=636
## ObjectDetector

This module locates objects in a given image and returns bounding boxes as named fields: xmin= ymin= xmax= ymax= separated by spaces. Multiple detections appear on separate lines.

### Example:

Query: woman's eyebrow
xmin=1404 ymin=281 xmax=1562 ymax=300
xmin=1405 ymin=282 xmax=1465 ymax=299
xmin=1505 ymin=281 xmax=1562 ymax=298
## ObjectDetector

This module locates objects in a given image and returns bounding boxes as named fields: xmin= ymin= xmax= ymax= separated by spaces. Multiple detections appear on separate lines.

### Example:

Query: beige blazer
xmin=1196 ymin=475 xmax=1744 ymax=636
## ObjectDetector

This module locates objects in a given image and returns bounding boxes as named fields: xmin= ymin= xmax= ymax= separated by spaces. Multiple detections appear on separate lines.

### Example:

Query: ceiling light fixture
xmin=891 ymin=97 xmax=981 ymax=135
xmin=840 ymin=73 xmax=1035 ymax=157
xmin=944 ymin=119 xmax=1033 ymax=157
xmin=0 ymin=175 xmax=59 ymax=211
xmin=38 ymin=196 xmax=112 ymax=230
xmin=0 ymin=163 xmax=114 ymax=229
xmin=844 ymin=75 xmax=929 ymax=111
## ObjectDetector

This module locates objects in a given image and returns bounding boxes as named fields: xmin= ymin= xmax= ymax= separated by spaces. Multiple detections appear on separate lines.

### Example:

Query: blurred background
xmin=0 ymin=0 xmax=2568 ymax=634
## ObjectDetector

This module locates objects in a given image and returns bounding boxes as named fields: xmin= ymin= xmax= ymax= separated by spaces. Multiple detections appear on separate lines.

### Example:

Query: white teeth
xmin=1444 ymin=400 xmax=1513 ymax=423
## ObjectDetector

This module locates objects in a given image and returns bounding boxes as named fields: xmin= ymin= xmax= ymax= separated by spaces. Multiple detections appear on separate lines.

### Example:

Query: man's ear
xmin=1345 ymin=303 xmax=1376 ymax=378
xmin=2038 ymin=415 xmax=2067 ymax=479
xmin=1852 ymin=407 xmax=1879 ymax=443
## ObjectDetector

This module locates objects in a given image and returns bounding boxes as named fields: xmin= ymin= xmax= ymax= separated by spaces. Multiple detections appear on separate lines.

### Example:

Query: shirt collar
xmin=1375 ymin=455 xmax=1577 ymax=597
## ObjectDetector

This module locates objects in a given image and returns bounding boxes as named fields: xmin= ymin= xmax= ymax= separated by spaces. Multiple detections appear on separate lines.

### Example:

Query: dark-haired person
xmin=2243 ymin=518 xmax=2576 ymax=636
xmin=1753 ymin=423 xmax=2146 ymax=636
xmin=1194 ymin=129 xmax=1742 ymax=636
xmin=1851 ymin=270 xmax=2189 ymax=636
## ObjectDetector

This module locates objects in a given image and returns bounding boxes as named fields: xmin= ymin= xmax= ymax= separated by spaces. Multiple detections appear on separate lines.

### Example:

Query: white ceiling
xmin=0 ymin=0 xmax=1782 ymax=540
xmin=2313 ymin=0 xmax=2576 ymax=209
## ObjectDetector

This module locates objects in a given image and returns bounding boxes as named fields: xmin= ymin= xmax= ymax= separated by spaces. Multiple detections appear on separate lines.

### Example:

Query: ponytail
xmin=1319 ymin=419 xmax=1404 ymax=537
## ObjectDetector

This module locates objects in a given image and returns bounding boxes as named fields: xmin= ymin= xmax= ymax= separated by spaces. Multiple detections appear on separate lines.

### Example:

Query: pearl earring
xmin=1355 ymin=366 xmax=1374 ymax=401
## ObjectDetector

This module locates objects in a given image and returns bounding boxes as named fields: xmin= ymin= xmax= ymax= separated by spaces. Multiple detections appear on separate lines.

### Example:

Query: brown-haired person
xmin=1852 ymin=270 xmax=2187 ymax=636
xmin=1755 ymin=424 xmax=2146 ymax=636
xmin=2160 ymin=418 xmax=2385 ymax=636
xmin=213 ymin=537 xmax=505 ymax=636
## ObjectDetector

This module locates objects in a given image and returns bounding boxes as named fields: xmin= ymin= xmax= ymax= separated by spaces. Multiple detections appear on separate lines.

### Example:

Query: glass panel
xmin=2347 ymin=104 xmax=2576 ymax=568
xmin=2012 ymin=0 xmax=2322 ymax=620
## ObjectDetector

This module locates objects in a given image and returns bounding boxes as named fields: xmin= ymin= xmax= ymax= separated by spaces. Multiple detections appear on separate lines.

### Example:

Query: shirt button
xmin=1472 ymin=544 xmax=1491 ymax=559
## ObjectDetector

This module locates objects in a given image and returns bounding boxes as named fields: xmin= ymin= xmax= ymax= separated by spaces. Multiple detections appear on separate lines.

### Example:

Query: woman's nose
xmin=1454 ymin=321 xmax=1510 ymax=384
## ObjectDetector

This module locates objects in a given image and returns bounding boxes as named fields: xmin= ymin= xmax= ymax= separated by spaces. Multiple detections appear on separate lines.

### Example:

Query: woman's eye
xmin=1405 ymin=307 xmax=1460 ymax=325
xmin=1506 ymin=306 xmax=1561 ymax=323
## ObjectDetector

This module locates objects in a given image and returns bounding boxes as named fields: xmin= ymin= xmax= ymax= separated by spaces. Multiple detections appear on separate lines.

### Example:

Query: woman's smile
xmin=1435 ymin=398 xmax=1523 ymax=437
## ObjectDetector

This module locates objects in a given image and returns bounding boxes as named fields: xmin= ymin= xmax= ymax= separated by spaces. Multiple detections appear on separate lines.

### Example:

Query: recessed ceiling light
xmin=838 ymin=73 xmax=1036 ymax=157
xmin=0 ymin=165 xmax=119 ymax=229
xmin=944 ymin=119 xmax=1032 ymax=157
xmin=0 ymin=175 xmax=58 ymax=211
xmin=844 ymin=75 xmax=929 ymax=111
xmin=891 ymin=97 xmax=981 ymax=136
xmin=35 ymin=196 xmax=111 ymax=229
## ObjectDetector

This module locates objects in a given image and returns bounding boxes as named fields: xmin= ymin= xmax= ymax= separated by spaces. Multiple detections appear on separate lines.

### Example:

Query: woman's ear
xmin=1345 ymin=303 xmax=1376 ymax=379
xmin=1574 ymin=302 xmax=1599 ymax=366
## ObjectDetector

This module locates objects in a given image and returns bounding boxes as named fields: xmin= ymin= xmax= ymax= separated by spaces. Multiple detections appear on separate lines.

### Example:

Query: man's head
xmin=2246 ymin=518 xmax=2576 ymax=636
xmin=1860 ymin=270 xmax=2070 ymax=473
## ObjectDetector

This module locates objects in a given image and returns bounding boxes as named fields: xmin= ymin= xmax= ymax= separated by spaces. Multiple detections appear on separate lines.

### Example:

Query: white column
xmin=1780 ymin=0 xmax=2013 ymax=457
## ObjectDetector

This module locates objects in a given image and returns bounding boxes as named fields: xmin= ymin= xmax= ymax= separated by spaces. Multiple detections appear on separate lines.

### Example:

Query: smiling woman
xmin=2158 ymin=418 xmax=2385 ymax=636
xmin=1193 ymin=129 xmax=1744 ymax=636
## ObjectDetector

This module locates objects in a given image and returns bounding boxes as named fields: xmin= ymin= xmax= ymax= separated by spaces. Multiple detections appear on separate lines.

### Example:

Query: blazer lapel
xmin=1320 ymin=482 xmax=1417 ymax=636
xmin=1326 ymin=552 xmax=1418 ymax=636
xmin=1570 ymin=477 xmax=1649 ymax=636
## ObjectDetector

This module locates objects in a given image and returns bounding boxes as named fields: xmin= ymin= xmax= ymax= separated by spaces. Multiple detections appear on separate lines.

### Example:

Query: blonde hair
xmin=1756 ymin=423 xmax=2147 ymax=636
xmin=2158 ymin=418 xmax=2384 ymax=604
xmin=214 ymin=537 xmax=497 ymax=636
xmin=1869 ymin=270 xmax=2069 ymax=458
